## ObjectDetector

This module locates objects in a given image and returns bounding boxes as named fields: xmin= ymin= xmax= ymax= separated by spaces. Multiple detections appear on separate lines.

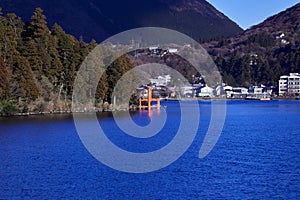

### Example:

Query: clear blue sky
xmin=206 ymin=0 xmax=300 ymax=29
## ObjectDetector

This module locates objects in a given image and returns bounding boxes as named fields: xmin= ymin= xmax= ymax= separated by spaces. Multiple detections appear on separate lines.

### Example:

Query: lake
xmin=0 ymin=100 xmax=300 ymax=199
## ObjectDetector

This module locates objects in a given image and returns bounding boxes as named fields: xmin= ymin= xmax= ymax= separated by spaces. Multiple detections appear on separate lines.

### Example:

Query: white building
xmin=181 ymin=86 xmax=195 ymax=97
xmin=197 ymin=86 xmax=214 ymax=97
xmin=168 ymin=48 xmax=178 ymax=53
xmin=276 ymin=32 xmax=285 ymax=39
xmin=279 ymin=73 xmax=300 ymax=96
xmin=247 ymin=85 xmax=272 ymax=99
xmin=150 ymin=75 xmax=171 ymax=86
xmin=149 ymin=46 xmax=159 ymax=51
xmin=223 ymin=85 xmax=233 ymax=97
xmin=226 ymin=87 xmax=248 ymax=98
xmin=201 ymin=86 xmax=214 ymax=94
xmin=214 ymin=85 xmax=223 ymax=96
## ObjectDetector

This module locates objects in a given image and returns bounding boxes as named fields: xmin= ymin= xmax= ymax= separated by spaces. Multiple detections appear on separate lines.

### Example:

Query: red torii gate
xmin=139 ymin=86 xmax=160 ymax=110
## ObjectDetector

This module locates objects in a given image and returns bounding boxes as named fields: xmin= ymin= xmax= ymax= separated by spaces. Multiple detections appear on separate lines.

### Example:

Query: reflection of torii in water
xmin=139 ymin=86 xmax=160 ymax=110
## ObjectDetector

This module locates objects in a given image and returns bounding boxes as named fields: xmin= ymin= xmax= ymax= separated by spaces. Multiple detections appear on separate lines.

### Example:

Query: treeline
xmin=0 ymin=8 xmax=134 ymax=116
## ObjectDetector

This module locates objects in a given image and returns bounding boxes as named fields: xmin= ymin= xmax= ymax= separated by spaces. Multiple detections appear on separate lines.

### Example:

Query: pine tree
xmin=0 ymin=20 xmax=19 ymax=66
xmin=6 ymin=13 xmax=23 ymax=41
xmin=12 ymin=55 xmax=39 ymax=101
xmin=21 ymin=37 xmax=43 ymax=72
xmin=29 ymin=8 xmax=49 ymax=39
xmin=48 ymin=35 xmax=64 ymax=78
xmin=88 ymin=39 xmax=97 ymax=51
xmin=27 ymin=8 xmax=52 ymax=76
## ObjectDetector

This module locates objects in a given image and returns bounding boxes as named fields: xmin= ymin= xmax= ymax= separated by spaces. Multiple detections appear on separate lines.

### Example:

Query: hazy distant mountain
xmin=0 ymin=0 xmax=242 ymax=42
xmin=203 ymin=3 xmax=300 ymax=87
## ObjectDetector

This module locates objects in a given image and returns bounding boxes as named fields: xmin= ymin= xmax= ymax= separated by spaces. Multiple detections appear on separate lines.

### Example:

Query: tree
xmin=28 ymin=8 xmax=49 ymax=39
xmin=0 ymin=101 xmax=19 ymax=116
xmin=52 ymin=23 xmax=79 ymax=97
xmin=21 ymin=37 xmax=43 ymax=72
xmin=95 ymin=72 xmax=109 ymax=101
xmin=26 ymin=8 xmax=52 ymax=76
xmin=105 ymin=55 xmax=135 ymax=103
xmin=0 ymin=7 xmax=97 ymax=111
xmin=12 ymin=56 xmax=40 ymax=101
xmin=0 ymin=57 xmax=10 ymax=99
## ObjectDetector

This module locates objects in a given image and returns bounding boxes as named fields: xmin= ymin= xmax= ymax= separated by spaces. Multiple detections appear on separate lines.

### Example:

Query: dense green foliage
xmin=0 ymin=57 xmax=9 ymax=100
xmin=0 ymin=8 xmax=135 ymax=115
xmin=0 ymin=100 xmax=19 ymax=116
xmin=212 ymin=38 xmax=300 ymax=87
xmin=211 ymin=43 xmax=300 ymax=87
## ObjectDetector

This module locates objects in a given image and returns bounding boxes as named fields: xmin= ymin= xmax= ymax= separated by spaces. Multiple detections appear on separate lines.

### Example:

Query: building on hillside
xmin=279 ymin=73 xmax=300 ymax=96
xmin=150 ymin=74 xmax=171 ymax=86
xmin=168 ymin=48 xmax=178 ymax=53
xmin=195 ymin=86 xmax=214 ymax=97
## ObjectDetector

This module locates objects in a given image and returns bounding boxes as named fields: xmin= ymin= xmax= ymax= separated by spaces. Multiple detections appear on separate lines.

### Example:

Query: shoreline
xmin=165 ymin=97 xmax=300 ymax=101
xmin=1 ymin=98 xmax=299 ymax=118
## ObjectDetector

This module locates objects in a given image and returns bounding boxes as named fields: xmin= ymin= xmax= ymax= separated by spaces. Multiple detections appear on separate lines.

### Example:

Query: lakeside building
xmin=221 ymin=85 xmax=248 ymax=98
xmin=221 ymin=84 xmax=273 ymax=99
xmin=197 ymin=86 xmax=214 ymax=97
xmin=138 ymin=74 xmax=276 ymax=100
xmin=181 ymin=86 xmax=196 ymax=98
xmin=247 ymin=85 xmax=272 ymax=99
xmin=223 ymin=85 xmax=233 ymax=98
xmin=279 ymin=73 xmax=300 ymax=96
xmin=229 ymin=87 xmax=249 ymax=99
xmin=180 ymin=85 xmax=214 ymax=98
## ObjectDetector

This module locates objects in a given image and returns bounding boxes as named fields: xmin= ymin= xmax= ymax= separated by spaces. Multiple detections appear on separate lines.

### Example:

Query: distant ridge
xmin=1 ymin=0 xmax=243 ymax=42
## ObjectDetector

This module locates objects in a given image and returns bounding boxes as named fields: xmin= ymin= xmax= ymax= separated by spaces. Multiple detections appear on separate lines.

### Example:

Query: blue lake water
xmin=0 ymin=100 xmax=300 ymax=199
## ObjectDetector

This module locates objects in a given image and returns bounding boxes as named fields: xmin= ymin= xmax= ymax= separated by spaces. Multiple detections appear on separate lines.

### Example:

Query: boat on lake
xmin=245 ymin=96 xmax=271 ymax=101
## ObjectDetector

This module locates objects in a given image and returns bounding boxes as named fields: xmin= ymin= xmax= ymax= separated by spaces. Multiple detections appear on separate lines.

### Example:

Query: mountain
xmin=203 ymin=3 xmax=300 ymax=87
xmin=0 ymin=0 xmax=243 ymax=42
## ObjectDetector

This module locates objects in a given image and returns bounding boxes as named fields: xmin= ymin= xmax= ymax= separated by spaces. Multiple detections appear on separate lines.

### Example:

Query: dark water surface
xmin=0 ymin=100 xmax=300 ymax=199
